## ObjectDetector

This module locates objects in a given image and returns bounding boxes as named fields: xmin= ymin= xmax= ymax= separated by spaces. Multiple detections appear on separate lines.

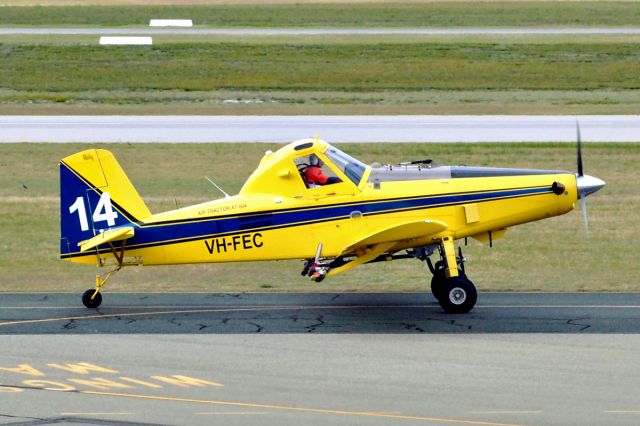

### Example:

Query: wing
xmin=343 ymin=219 xmax=448 ymax=254
xmin=78 ymin=226 xmax=135 ymax=252
xmin=322 ymin=219 xmax=448 ymax=279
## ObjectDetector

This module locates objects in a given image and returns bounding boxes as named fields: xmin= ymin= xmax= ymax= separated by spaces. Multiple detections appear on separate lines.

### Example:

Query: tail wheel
xmin=82 ymin=289 xmax=102 ymax=309
xmin=438 ymin=277 xmax=477 ymax=314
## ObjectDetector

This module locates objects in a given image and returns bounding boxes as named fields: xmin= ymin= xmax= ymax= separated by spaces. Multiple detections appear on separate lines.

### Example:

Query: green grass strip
xmin=2 ymin=43 xmax=640 ymax=93
xmin=1 ymin=2 xmax=640 ymax=28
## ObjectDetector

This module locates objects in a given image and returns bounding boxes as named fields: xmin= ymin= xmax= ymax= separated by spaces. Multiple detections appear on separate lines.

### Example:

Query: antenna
xmin=204 ymin=176 xmax=230 ymax=198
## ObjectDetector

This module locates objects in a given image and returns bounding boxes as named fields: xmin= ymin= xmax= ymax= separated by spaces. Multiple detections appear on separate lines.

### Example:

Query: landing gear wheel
xmin=430 ymin=261 xmax=466 ymax=302
xmin=438 ymin=276 xmax=477 ymax=314
xmin=82 ymin=289 xmax=102 ymax=309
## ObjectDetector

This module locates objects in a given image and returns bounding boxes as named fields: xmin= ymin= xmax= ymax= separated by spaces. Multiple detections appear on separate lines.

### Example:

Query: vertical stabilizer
xmin=60 ymin=149 xmax=151 ymax=258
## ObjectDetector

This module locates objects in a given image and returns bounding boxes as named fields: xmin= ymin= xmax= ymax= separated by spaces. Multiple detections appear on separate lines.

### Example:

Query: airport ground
xmin=1 ymin=293 xmax=640 ymax=426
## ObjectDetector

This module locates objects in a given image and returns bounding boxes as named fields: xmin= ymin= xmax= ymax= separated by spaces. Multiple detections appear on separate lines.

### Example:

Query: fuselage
xmin=65 ymin=163 xmax=578 ymax=267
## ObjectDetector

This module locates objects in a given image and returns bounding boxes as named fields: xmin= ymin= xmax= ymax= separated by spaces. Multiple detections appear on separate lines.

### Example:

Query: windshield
xmin=324 ymin=146 xmax=368 ymax=186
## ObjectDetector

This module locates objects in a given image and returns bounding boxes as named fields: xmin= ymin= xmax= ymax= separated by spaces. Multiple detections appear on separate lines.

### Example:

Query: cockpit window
xmin=294 ymin=154 xmax=342 ymax=189
xmin=324 ymin=146 xmax=367 ymax=185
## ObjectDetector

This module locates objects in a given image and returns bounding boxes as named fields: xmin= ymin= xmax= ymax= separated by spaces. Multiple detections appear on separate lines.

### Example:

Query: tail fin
xmin=60 ymin=149 xmax=151 ymax=259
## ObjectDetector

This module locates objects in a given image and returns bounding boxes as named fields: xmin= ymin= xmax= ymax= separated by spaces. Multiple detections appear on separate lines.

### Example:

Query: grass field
xmin=3 ymin=43 xmax=639 ymax=91
xmin=1 ymin=1 xmax=640 ymax=114
xmin=1 ymin=142 xmax=637 ymax=295
xmin=1 ymin=42 xmax=639 ymax=115
xmin=4 ymin=88 xmax=640 ymax=116
xmin=0 ymin=0 xmax=640 ymax=114
xmin=1 ymin=2 xmax=639 ymax=28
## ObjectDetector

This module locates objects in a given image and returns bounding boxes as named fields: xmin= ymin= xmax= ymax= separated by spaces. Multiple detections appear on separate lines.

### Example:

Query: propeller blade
xmin=580 ymin=196 xmax=589 ymax=236
xmin=573 ymin=124 xmax=604 ymax=236
xmin=576 ymin=121 xmax=584 ymax=177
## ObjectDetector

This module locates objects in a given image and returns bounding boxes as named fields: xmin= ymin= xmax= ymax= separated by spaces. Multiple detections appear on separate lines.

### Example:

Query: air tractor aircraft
xmin=60 ymin=136 xmax=604 ymax=313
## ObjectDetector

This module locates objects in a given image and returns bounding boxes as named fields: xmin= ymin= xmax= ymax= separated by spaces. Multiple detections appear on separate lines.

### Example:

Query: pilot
xmin=304 ymin=154 xmax=341 ymax=187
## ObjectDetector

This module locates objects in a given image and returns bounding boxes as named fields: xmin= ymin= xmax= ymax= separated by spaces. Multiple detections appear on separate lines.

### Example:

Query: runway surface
xmin=3 ymin=27 xmax=640 ymax=36
xmin=1 ymin=293 xmax=639 ymax=426
xmin=2 ymin=115 xmax=640 ymax=143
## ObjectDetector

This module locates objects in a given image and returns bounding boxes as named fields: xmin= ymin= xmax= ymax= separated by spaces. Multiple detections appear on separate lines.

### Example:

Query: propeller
xmin=574 ymin=121 xmax=605 ymax=236
xmin=576 ymin=123 xmax=588 ymax=234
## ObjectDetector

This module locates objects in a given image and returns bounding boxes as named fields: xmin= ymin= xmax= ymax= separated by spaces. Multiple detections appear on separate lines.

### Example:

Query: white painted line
xmin=149 ymin=19 xmax=193 ymax=27
xmin=99 ymin=36 xmax=152 ymax=45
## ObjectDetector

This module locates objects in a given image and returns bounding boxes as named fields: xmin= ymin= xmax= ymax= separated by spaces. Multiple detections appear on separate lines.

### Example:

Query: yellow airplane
xmin=60 ymin=136 xmax=604 ymax=313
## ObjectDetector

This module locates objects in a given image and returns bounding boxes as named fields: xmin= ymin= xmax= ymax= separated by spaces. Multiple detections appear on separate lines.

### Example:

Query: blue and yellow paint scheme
xmin=60 ymin=138 xmax=604 ymax=313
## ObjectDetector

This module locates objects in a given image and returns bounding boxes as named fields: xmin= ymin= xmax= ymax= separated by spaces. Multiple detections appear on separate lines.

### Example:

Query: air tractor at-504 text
xmin=60 ymin=136 xmax=604 ymax=313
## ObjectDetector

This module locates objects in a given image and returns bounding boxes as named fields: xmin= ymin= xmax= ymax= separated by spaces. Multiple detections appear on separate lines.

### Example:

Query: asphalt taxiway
xmin=1 ymin=292 xmax=640 ymax=334
xmin=1 ymin=293 xmax=640 ymax=426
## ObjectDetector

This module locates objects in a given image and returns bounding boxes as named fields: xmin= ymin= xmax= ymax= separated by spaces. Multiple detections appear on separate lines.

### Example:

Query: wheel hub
xmin=449 ymin=288 xmax=467 ymax=305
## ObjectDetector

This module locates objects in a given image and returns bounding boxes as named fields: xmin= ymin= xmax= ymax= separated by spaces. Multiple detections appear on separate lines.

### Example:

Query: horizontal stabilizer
xmin=344 ymin=219 xmax=447 ymax=254
xmin=78 ymin=226 xmax=135 ymax=252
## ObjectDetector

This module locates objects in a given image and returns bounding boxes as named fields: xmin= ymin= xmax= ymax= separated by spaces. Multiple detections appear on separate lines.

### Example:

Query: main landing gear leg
xmin=431 ymin=237 xmax=477 ymax=314
xmin=81 ymin=266 xmax=121 ymax=309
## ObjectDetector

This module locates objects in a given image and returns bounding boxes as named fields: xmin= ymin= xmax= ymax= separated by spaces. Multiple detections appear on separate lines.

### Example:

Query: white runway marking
xmin=149 ymin=19 xmax=193 ymax=27
xmin=99 ymin=36 xmax=152 ymax=45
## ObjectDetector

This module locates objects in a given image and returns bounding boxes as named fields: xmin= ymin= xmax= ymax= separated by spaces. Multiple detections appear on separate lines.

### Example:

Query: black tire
xmin=438 ymin=277 xmax=477 ymax=314
xmin=430 ymin=263 xmax=465 ymax=302
xmin=430 ymin=271 xmax=446 ymax=301
xmin=82 ymin=289 xmax=102 ymax=309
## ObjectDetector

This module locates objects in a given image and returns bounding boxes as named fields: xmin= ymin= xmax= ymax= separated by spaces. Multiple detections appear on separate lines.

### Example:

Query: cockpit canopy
xmin=323 ymin=145 xmax=368 ymax=186
xmin=239 ymin=138 xmax=370 ymax=197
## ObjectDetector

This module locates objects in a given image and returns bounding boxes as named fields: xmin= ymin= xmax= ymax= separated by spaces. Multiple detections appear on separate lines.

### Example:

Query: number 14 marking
xmin=69 ymin=192 xmax=118 ymax=232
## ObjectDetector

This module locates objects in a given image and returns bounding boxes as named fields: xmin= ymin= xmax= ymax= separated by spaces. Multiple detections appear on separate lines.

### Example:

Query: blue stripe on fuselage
xmin=62 ymin=186 xmax=550 ymax=257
